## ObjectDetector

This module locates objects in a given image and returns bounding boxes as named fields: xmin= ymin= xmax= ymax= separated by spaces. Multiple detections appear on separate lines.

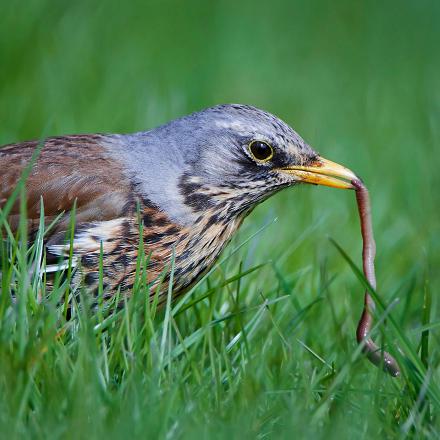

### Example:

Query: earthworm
xmin=352 ymin=178 xmax=400 ymax=377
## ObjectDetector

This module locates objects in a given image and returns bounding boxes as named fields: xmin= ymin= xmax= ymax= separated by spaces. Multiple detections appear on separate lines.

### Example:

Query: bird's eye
xmin=249 ymin=141 xmax=274 ymax=163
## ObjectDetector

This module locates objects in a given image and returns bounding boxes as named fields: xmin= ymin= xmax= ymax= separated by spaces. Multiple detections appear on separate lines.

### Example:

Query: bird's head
xmin=127 ymin=104 xmax=357 ymax=225
xmin=172 ymin=104 xmax=357 ymax=219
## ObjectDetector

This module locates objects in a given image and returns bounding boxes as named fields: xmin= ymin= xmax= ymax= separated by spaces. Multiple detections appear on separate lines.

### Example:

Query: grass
xmin=1 ymin=0 xmax=439 ymax=438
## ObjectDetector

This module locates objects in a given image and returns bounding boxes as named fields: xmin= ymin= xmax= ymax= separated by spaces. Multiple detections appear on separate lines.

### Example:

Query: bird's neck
xmin=178 ymin=172 xmax=260 ymax=224
xmin=137 ymin=195 xmax=245 ymax=296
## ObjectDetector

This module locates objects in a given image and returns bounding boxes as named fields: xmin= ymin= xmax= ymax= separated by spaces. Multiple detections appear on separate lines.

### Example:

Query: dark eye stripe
xmin=249 ymin=141 xmax=273 ymax=162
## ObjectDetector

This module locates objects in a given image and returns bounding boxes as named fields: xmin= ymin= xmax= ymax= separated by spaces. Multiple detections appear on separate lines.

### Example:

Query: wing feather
xmin=0 ymin=135 xmax=133 ymax=237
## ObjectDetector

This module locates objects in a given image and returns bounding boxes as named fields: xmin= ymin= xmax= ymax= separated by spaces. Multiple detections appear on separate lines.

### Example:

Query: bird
xmin=0 ymin=104 xmax=357 ymax=305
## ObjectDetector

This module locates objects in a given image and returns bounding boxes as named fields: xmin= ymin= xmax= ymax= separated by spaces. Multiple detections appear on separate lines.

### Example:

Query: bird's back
xmin=0 ymin=135 xmax=134 ymax=233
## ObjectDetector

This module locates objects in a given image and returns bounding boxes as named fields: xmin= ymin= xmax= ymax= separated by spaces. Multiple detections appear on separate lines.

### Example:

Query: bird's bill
xmin=279 ymin=156 xmax=358 ymax=190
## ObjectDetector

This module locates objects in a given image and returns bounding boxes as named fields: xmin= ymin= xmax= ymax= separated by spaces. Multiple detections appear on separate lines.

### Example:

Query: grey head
xmin=106 ymin=104 xmax=353 ymax=226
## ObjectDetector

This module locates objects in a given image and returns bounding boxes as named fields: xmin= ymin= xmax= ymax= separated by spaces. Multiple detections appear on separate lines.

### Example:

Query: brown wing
xmin=0 ymin=134 xmax=133 ymax=237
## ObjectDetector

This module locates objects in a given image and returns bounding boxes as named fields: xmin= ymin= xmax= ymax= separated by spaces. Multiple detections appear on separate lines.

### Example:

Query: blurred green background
xmin=1 ymin=0 xmax=439 ymax=438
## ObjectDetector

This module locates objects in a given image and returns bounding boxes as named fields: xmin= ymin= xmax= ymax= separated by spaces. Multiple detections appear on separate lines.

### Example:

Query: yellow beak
xmin=279 ymin=156 xmax=358 ymax=190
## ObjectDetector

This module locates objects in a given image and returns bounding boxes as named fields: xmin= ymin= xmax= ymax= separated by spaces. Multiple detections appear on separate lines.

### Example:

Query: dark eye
xmin=249 ymin=141 xmax=274 ymax=162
